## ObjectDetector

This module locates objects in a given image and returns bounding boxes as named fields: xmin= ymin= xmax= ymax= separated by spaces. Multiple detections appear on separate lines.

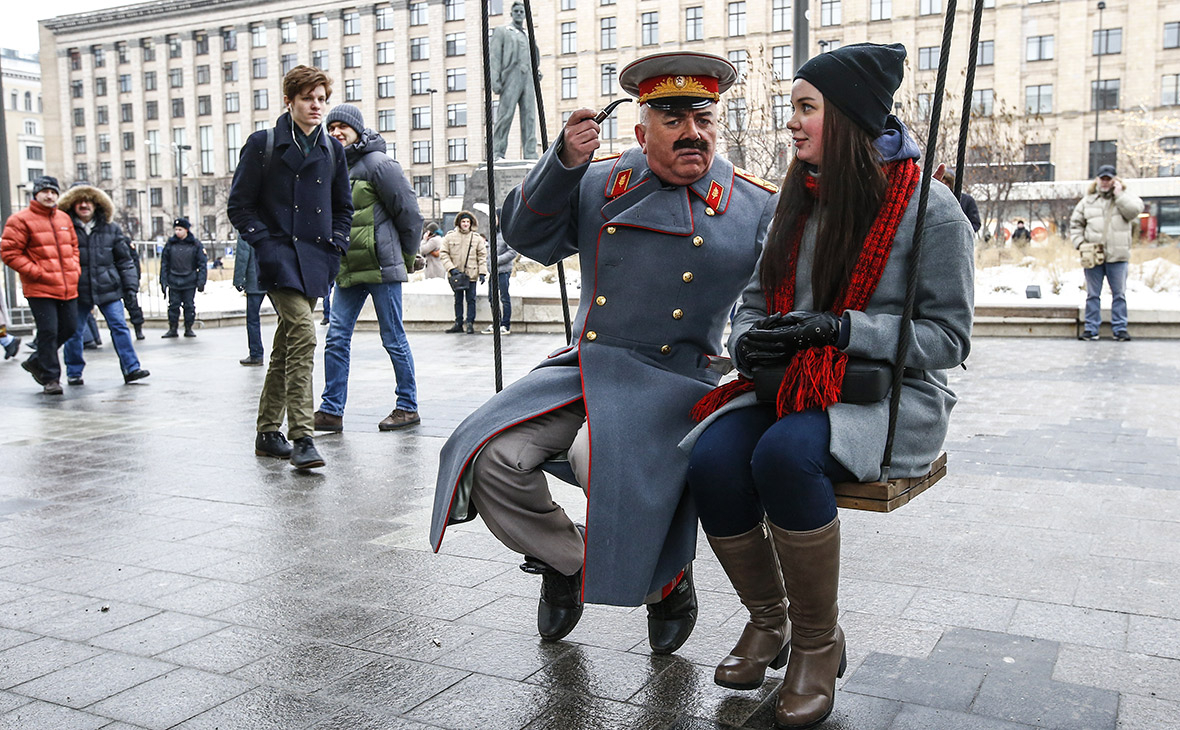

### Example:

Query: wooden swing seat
xmin=834 ymin=452 xmax=947 ymax=513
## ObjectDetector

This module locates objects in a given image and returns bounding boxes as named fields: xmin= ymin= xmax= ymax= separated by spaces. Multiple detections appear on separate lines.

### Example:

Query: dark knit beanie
xmin=173 ymin=217 xmax=191 ymax=230
xmin=795 ymin=43 xmax=907 ymax=135
xmin=31 ymin=175 xmax=60 ymax=195
xmin=325 ymin=104 xmax=365 ymax=135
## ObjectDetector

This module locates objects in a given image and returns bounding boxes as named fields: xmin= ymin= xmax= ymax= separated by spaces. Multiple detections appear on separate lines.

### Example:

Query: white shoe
xmin=481 ymin=324 xmax=496 ymax=334
xmin=500 ymin=326 xmax=511 ymax=335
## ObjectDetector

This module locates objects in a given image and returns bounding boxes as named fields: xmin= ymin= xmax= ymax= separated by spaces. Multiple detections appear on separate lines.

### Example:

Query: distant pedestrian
xmin=1070 ymin=165 xmax=1144 ymax=341
xmin=227 ymin=64 xmax=353 ymax=469
xmin=159 ymin=217 xmax=207 ymax=338
xmin=58 ymin=184 xmax=150 ymax=385
xmin=935 ymin=166 xmax=981 ymax=233
xmin=419 ymin=222 xmax=447 ymax=279
xmin=1011 ymin=220 xmax=1032 ymax=246
xmin=314 ymin=104 xmax=424 ymax=434
xmin=440 ymin=211 xmax=487 ymax=334
xmin=0 ymin=175 xmax=79 ymax=395
xmin=232 ymin=236 xmax=267 ymax=366
xmin=80 ymin=308 xmax=102 ymax=349
xmin=0 ymin=279 xmax=19 ymax=360
xmin=123 ymin=245 xmax=146 ymax=340
xmin=483 ymin=224 xmax=517 ymax=335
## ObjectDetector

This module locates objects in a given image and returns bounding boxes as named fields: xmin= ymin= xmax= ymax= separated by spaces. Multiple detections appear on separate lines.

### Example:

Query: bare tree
xmin=719 ymin=44 xmax=793 ymax=182
xmin=1115 ymin=105 xmax=1180 ymax=178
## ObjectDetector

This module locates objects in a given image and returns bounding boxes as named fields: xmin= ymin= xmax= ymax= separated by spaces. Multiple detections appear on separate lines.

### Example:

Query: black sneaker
xmin=3 ymin=337 xmax=20 ymax=360
xmin=123 ymin=369 xmax=151 ymax=384
xmin=255 ymin=431 xmax=293 ymax=459
xmin=647 ymin=565 xmax=698 ymax=655
xmin=290 ymin=436 xmax=326 ymax=469
xmin=1078 ymin=332 xmax=1100 ymax=341
xmin=1113 ymin=331 xmax=1132 ymax=342
xmin=67 ymin=376 xmax=84 ymax=386
xmin=240 ymin=356 xmax=264 ymax=366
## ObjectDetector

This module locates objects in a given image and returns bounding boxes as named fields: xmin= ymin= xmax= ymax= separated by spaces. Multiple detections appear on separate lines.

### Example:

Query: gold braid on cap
xmin=640 ymin=75 xmax=720 ymax=104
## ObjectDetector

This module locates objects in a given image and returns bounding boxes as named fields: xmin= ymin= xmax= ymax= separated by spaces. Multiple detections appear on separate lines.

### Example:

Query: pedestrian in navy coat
xmin=227 ymin=65 xmax=353 ymax=470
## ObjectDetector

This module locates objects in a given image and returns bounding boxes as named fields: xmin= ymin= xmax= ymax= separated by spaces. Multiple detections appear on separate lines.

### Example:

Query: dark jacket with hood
xmin=160 ymin=230 xmax=208 ymax=291
xmin=57 ymin=185 xmax=138 ymax=309
xmin=227 ymin=112 xmax=353 ymax=298
xmin=337 ymin=129 xmax=423 ymax=287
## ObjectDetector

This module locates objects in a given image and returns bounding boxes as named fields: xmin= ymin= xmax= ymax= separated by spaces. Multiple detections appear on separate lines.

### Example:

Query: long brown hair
xmin=760 ymin=103 xmax=889 ymax=311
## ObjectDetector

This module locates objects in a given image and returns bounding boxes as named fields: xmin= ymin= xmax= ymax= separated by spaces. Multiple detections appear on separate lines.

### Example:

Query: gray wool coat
xmin=683 ymin=178 xmax=975 ymax=481
xmin=430 ymin=138 xmax=779 ymax=606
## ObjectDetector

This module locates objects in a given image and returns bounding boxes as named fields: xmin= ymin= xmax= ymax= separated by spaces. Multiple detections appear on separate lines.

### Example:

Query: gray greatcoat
xmin=430 ymin=139 xmax=778 ymax=606
xmin=684 ymin=177 xmax=975 ymax=481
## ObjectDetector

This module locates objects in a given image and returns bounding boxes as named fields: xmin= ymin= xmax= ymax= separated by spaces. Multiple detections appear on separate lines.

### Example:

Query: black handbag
xmin=752 ymin=358 xmax=917 ymax=405
xmin=446 ymin=236 xmax=475 ymax=292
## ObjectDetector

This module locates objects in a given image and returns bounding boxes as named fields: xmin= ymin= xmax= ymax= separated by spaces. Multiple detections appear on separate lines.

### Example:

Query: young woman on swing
xmin=686 ymin=43 xmax=974 ymax=729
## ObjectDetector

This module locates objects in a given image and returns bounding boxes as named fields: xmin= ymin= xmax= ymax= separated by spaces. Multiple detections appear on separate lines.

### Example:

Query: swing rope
xmin=479 ymin=0 xmax=504 ymax=391
xmin=954 ymin=0 xmax=987 ymax=200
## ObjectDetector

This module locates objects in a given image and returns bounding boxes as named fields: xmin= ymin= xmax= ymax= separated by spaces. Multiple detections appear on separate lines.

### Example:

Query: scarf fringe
xmin=775 ymin=347 xmax=847 ymax=417
xmin=691 ymin=377 xmax=754 ymax=422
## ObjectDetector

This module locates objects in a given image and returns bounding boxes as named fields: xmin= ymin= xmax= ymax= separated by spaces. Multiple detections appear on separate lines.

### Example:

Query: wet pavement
xmin=1 ymin=324 xmax=1178 ymax=729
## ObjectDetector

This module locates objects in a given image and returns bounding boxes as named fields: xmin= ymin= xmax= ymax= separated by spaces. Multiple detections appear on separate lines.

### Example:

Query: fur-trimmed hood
xmin=58 ymin=185 xmax=115 ymax=223
xmin=1086 ymin=177 xmax=1129 ymax=196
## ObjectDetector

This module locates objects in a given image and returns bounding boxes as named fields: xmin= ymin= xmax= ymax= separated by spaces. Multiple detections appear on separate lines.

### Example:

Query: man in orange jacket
xmin=0 ymin=176 xmax=81 ymax=395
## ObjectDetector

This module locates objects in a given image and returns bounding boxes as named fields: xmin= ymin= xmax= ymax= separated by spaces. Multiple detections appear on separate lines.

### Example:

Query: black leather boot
xmin=254 ymin=431 xmax=292 ymax=459
xmin=133 ymin=323 xmax=145 ymax=340
xmin=521 ymin=557 xmax=584 ymax=642
xmin=444 ymin=321 xmax=464 ymax=333
xmin=161 ymin=327 xmax=179 ymax=338
xmin=647 ymin=564 xmax=698 ymax=655
xmin=289 ymin=436 xmax=325 ymax=469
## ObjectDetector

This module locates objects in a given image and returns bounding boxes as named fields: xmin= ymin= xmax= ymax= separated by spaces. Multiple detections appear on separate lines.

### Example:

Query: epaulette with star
xmin=734 ymin=167 xmax=779 ymax=193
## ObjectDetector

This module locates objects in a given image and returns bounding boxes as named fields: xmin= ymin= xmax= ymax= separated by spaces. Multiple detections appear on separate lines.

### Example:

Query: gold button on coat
xmin=692 ymin=236 xmax=703 ymax=247
xmin=606 ymin=226 xmax=617 ymax=234
xmin=682 ymin=272 xmax=694 ymax=283
xmin=586 ymin=331 xmax=597 ymax=341
xmin=660 ymin=345 xmax=671 ymax=354
xmin=705 ymin=207 xmax=716 ymax=216
xmin=672 ymin=309 xmax=683 ymax=320
xmin=595 ymin=295 xmax=607 ymax=306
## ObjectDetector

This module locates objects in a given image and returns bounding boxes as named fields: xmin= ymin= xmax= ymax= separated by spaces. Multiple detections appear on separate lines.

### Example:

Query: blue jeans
xmin=453 ymin=281 xmax=477 ymax=324
xmin=1083 ymin=261 xmax=1128 ymax=335
xmin=322 ymin=281 xmax=333 ymax=321
xmin=246 ymin=292 xmax=265 ymax=359
xmin=320 ymin=281 xmax=418 ymax=415
xmin=488 ymin=272 xmax=512 ymax=330
xmin=64 ymin=299 xmax=141 ymax=377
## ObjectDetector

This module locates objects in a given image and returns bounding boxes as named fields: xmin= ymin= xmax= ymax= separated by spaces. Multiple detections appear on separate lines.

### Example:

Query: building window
xmin=200 ymin=126 xmax=214 ymax=174
xmin=449 ymin=173 xmax=467 ymax=197
xmin=73 ymin=108 xmax=85 ymax=127
xmin=195 ymin=32 xmax=209 ymax=55
xmin=378 ymin=76 xmax=396 ymax=98
xmin=445 ymin=0 xmax=464 ymax=21
xmin=76 ymin=163 xmax=89 ymax=182
xmin=123 ymin=161 xmax=136 ymax=180
xmin=144 ymin=71 xmax=157 ymax=91
xmin=1026 ymin=35 xmax=1054 ymax=61
xmin=870 ymin=0 xmax=891 ymax=21
xmin=772 ymin=46 xmax=793 ymax=80
xmin=169 ymin=69 xmax=184 ymax=88
xmin=413 ymin=140 xmax=432 ymax=164
xmin=1166 ymin=22 xmax=1180 ymax=49
xmin=1025 ymin=84 xmax=1052 ymax=114
xmin=166 ymin=34 xmax=180 ymax=58
xmin=93 ymin=45 xmax=105 ymax=67
xmin=1091 ymin=79 xmax=1119 ymax=110
xmin=281 ymin=19 xmax=296 ymax=44
xmin=343 ymin=11 xmax=360 ymax=35
xmin=686 ymin=7 xmax=703 ymax=41
xmin=977 ymin=40 xmax=994 ymax=66
xmin=26 ymin=145 xmax=43 ymax=161
xmin=249 ymin=57 xmax=267 ymax=78
xmin=448 ymin=102 xmax=467 ymax=126
xmin=196 ymin=65 xmax=211 ymax=84
xmin=141 ymin=38 xmax=155 ymax=62
xmin=774 ymin=0 xmax=793 ymax=30
xmin=225 ymin=123 xmax=240 ymax=172
xmin=117 ymin=75 xmax=131 ymax=94
xmin=378 ymin=109 xmax=396 ymax=132
xmin=147 ymin=131 xmax=160 ymax=177
xmin=971 ymin=89 xmax=994 ymax=116
xmin=171 ymin=99 xmax=185 ymax=118
xmin=71 ymin=81 xmax=84 ymax=99
xmin=222 ymin=27 xmax=237 ymax=51
xmin=641 ymin=12 xmax=659 ymax=45
xmin=224 ymin=61 xmax=238 ymax=82
xmin=561 ymin=23 xmax=577 ymax=54
xmin=345 ymin=79 xmax=362 ymax=102
xmin=819 ymin=0 xmax=840 ymax=26
xmin=377 ymin=42 xmax=395 ymax=64
xmin=312 ymin=50 xmax=329 ymax=70
xmin=253 ymin=89 xmax=268 ymax=110
xmin=344 ymin=46 xmax=361 ymax=68
xmin=1164 ymin=74 xmax=1180 ymax=106
xmin=282 ymin=54 xmax=297 ymax=75
xmin=413 ymin=175 xmax=432 ymax=197
xmin=727 ymin=98 xmax=748 ymax=132
xmin=1093 ymin=28 xmax=1122 ymax=56
xmin=917 ymin=93 xmax=932 ymax=116
xmin=918 ymin=46 xmax=940 ymax=70
xmin=198 ymin=96 xmax=212 ymax=115
xmin=728 ymin=50 xmax=748 ymax=81
xmin=99 ymin=162 xmax=112 ymax=181
xmin=1088 ymin=140 xmax=1117 ymax=178
xmin=600 ymin=64 xmax=618 ymax=95
xmin=410 ymin=2 xmax=428 ymax=25
xmin=225 ymin=92 xmax=240 ymax=112
xmin=728 ymin=2 xmax=747 ymax=35
xmin=561 ymin=0 xmax=576 ymax=9
xmin=411 ymin=72 xmax=430 ymax=95
xmin=561 ymin=67 xmax=578 ymax=99
xmin=376 ymin=6 xmax=394 ymax=30
xmin=411 ymin=37 xmax=429 ymax=61
xmin=412 ymin=106 xmax=432 ymax=129
xmin=312 ymin=15 xmax=328 ymax=39
xmin=96 ymin=106 xmax=109 ymax=125
xmin=919 ymin=0 xmax=940 ymax=15
xmin=68 ymin=48 xmax=81 ymax=70
xmin=1158 ymin=137 xmax=1180 ymax=177
xmin=447 ymin=68 xmax=467 ymax=92
xmin=601 ymin=17 xmax=617 ymax=49
xmin=448 ymin=138 xmax=467 ymax=162
xmin=74 ymin=136 xmax=86 ymax=154
xmin=115 ymin=41 xmax=129 ymax=64
xmin=146 ymin=101 xmax=158 ymax=120
xmin=446 ymin=32 xmax=466 ymax=56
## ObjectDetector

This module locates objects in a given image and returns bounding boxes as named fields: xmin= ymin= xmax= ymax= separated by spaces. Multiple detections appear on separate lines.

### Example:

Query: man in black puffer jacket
xmin=58 ymin=184 xmax=150 ymax=385
xmin=159 ymin=217 xmax=207 ymax=338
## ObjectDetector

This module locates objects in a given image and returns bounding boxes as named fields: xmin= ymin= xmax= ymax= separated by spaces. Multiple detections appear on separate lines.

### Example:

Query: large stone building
xmin=3 ymin=48 xmax=45 ymax=209
xmin=36 ymin=0 xmax=1180 ymax=239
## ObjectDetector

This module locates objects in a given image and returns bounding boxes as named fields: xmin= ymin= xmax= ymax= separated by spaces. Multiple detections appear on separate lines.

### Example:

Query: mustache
xmin=673 ymin=139 xmax=710 ymax=152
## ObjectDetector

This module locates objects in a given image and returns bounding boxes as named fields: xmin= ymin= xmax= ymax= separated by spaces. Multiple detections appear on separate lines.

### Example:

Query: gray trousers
xmin=469 ymin=401 xmax=590 ymax=577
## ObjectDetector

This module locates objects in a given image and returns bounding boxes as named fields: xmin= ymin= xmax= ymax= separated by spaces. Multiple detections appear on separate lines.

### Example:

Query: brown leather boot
xmin=768 ymin=517 xmax=846 ymax=729
xmin=707 ymin=523 xmax=789 ymax=690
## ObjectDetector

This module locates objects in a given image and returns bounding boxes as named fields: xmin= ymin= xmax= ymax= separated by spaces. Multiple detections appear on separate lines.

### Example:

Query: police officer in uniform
xmin=430 ymin=52 xmax=779 ymax=653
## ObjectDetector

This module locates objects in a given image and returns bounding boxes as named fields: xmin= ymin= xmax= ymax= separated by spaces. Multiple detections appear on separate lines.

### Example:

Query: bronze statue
xmin=490 ymin=1 xmax=539 ymax=160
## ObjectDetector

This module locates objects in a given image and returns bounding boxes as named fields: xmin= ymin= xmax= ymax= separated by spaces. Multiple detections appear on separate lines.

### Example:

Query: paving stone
xmin=88 ymin=667 xmax=253 ymax=730
xmin=887 ymin=704 xmax=1037 ymax=730
xmin=524 ymin=692 xmax=673 ymax=729
xmin=1053 ymin=644 xmax=1180 ymax=702
xmin=0 ymin=699 xmax=111 ymax=730
xmin=308 ymin=706 xmax=439 ymax=729
xmin=173 ymin=685 xmax=342 ymax=729
xmin=744 ymin=688 xmax=902 ymax=730
xmin=971 ymin=672 xmax=1118 ymax=730
xmin=840 ymin=653 xmax=985 ymax=712
xmin=1113 ymin=693 xmax=1180 ymax=730
xmin=88 ymin=611 xmax=227 ymax=657
xmin=10 ymin=651 xmax=175 ymax=708
xmin=900 ymin=588 xmax=1018 ymax=633
xmin=402 ymin=672 xmax=562 ymax=729
xmin=528 ymin=644 xmax=676 ymax=703
xmin=0 ymin=636 xmax=101 ymax=689
xmin=0 ymin=628 xmax=36 ymax=653
xmin=155 ymin=626 xmax=300 ymax=674
xmin=230 ymin=641 xmax=381 ymax=693
xmin=316 ymin=656 xmax=469 ymax=714
xmin=1006 ymin=601 xmax=1128 ymax=651
xmin=1126 ymin=614 xmax=1180 ymax=661
xmin=929 ymin=628 xmax=1060 ymax=677
xmin=353 ymin=615 xmax=491 ymax=663
xmin=629 ymin=659 xmax=775 ymax=728
xmin=0 ymin=692 xmax=27 ymax=715
xmin=32 ymin=600 xmax=162 ymax=642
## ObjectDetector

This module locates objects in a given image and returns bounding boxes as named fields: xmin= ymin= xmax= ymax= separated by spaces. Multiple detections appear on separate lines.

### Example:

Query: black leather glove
xmin=745 ymin=311 xmax=841 ymax=354
xmin=479 ymin=274 xmax=486 ymax=284
xmin=198 ymin=286 xmax=205 ymax=293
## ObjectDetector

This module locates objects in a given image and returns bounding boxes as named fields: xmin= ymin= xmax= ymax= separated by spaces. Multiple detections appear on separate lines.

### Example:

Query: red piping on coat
xmin=689 ymin=167 xmax=736 ymax=214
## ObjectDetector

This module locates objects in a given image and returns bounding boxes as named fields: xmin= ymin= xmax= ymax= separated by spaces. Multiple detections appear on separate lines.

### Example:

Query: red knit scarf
xmin=692 ymin=159 xmax=920 ymax=422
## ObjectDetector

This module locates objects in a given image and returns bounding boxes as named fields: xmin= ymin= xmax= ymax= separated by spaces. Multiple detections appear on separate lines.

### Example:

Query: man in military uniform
xmin=489 ymin=1 xmax=539 ymax=159
xmin=430 ymin=52 xmax=779 ymax=653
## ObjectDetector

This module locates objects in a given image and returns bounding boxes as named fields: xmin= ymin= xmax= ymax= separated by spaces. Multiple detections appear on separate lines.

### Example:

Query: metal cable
xmin=954 ymin=0 xmax=986 ymax=199
xmin=480 ymin=0 xmax=504 ymax=391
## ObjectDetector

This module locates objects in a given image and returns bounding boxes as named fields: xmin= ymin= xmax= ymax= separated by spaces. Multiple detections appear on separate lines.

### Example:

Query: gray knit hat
xmin=325 ymin=104 xmax=365 ymax=135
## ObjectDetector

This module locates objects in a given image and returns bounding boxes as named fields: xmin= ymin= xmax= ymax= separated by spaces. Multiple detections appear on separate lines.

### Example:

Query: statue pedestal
xmin=463 ymin=159 xmax=538 ymax=230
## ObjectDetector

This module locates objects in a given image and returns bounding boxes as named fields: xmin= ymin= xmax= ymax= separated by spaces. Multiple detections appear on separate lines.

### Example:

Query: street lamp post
xmin=427 ymin=88 xmax=438 ymax=223
xmin=136 ymin=188 xmax=148 ymax=241
xmin=175 ymin=144 xmax=192 ymax=219
xmin=1094 ymin=1 xmax=1106 ymax=145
